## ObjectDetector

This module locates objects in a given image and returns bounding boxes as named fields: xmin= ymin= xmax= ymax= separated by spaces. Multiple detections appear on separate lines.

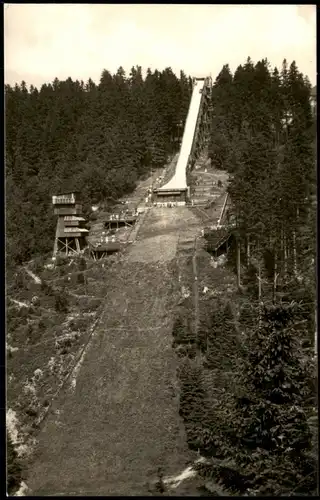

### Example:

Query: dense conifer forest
xmin=210 ymin=58 xmax=316 ymax=291
xmin=6 ymin=58 xmax=317 ymax=496
xmin=209 ymin=58 xmax=316 ymax=353
xmin=179 ymin=58 xmax=317 ymax=496
xmin=5 ymin=66 xmax=192 ymax=267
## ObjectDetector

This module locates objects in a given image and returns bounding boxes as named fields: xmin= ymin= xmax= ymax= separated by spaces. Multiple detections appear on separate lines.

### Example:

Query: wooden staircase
xmin=204 ymin=227 xmax=232 ymax=254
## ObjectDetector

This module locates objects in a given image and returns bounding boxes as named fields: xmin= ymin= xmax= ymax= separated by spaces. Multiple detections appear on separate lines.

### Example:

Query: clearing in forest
xmin=24 ymin=165 xmax=229 ymax=496
xmin=25 ymin=206 xmax=202 ymax=496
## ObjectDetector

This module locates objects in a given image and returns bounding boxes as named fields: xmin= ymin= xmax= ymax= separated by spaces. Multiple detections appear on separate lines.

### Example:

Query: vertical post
xmin=192 ymin=237 xmax=199 ymax=349
xmin=284 ymin=233 xmax=288 ymax=277
xmin=273 ymin=250 xmax=278 ymax=304
xmin=236 ymin=236 xmax=241 ymax=290
xmin=314 ymin=307 xmax=317 ymax=357
xmin=293 ymin=229 xmax=297 ymax=277
xmin=246 ymin=235 xmax=250 ymax=266
xmin=66 ymin=238 xmax=68 ymax=257
xmin=258 ymin=265 xmax=262 ymax=302
xmin=280 ymin=224 xmax=284 ymax=281
xmin=53 ymin=237 xmax=58 ymax=258
xmin=258 ymin=262 xmax=262 ymax=330
xmin=53 ymin=221 xmax=59 ymax=258
xmin=75 ymin=238 xmax=81 ymax=253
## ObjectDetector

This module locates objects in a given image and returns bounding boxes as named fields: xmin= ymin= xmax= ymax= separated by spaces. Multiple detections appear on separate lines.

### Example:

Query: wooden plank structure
xmin=203 ymin=193 xmax=236 ymax=257
xmin=153 ymin=76 xmax=212 ymax=205
xmin=104 ymin=212 xmax=138 ymax=231
xmin=190 ymin=77 xmax=212 ymax=165
xmin=204 ymin=227 xmax=234 ymax=257
xmin=151 ymin=189 xmax=187 ymax=204
xmin=218 ymin=192 xmax=230 ymax=226
xmin=89 ymin=241 xmax=121 ymax=260
xmin=52 ymin=192 xmax=88 ymax=258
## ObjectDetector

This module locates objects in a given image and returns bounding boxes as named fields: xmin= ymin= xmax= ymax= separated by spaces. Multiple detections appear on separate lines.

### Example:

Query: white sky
xmin=4 ymin=4 xmax=317 ymax=88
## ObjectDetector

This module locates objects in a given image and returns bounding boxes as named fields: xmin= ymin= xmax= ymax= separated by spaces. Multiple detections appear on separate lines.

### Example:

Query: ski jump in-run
xmin=153 ymin=76 xmax=212 ymax=206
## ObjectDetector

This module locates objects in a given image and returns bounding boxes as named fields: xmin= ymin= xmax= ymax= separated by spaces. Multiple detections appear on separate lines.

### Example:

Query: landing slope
xmin=26 ymin=207 xmax=202 ymax=496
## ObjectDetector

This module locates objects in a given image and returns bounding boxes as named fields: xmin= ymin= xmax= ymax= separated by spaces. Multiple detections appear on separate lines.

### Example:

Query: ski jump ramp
xmin=154 ymin=78 xmax=208 ymax=204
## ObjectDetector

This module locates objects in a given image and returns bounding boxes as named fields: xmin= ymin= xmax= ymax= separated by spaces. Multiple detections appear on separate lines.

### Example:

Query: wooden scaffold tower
xmin=192 ymin=76 xmax=213 ymax=161
xmin=52 ymin=191 xmax=89 ymax=258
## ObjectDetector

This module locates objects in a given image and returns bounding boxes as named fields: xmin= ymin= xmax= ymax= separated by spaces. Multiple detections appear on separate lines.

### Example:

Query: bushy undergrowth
xmin=6 ymin=255 xmax=111 ymax=489
xmin=54 ymin=287 xmax=69 ymax=313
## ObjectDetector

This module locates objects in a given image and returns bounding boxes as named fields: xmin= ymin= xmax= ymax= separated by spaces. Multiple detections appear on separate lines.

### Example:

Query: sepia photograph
xmin=5 ymin=3 xmax=317 ymax=496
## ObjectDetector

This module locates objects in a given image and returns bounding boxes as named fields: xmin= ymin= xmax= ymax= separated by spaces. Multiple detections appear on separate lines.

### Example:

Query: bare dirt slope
xmin=128 ymin=206 xmax=202 ymax=264
xmin=26 ymin=206 xmax=202 ymax=496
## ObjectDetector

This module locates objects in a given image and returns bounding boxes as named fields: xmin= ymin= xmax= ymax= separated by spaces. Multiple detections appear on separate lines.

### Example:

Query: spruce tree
xmin=230 ymin=303 xmax=317 ymax=496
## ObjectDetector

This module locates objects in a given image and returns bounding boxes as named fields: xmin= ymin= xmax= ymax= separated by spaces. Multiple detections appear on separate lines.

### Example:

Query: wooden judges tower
xmin=52 ymin=191 xmax=88 ymax=258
